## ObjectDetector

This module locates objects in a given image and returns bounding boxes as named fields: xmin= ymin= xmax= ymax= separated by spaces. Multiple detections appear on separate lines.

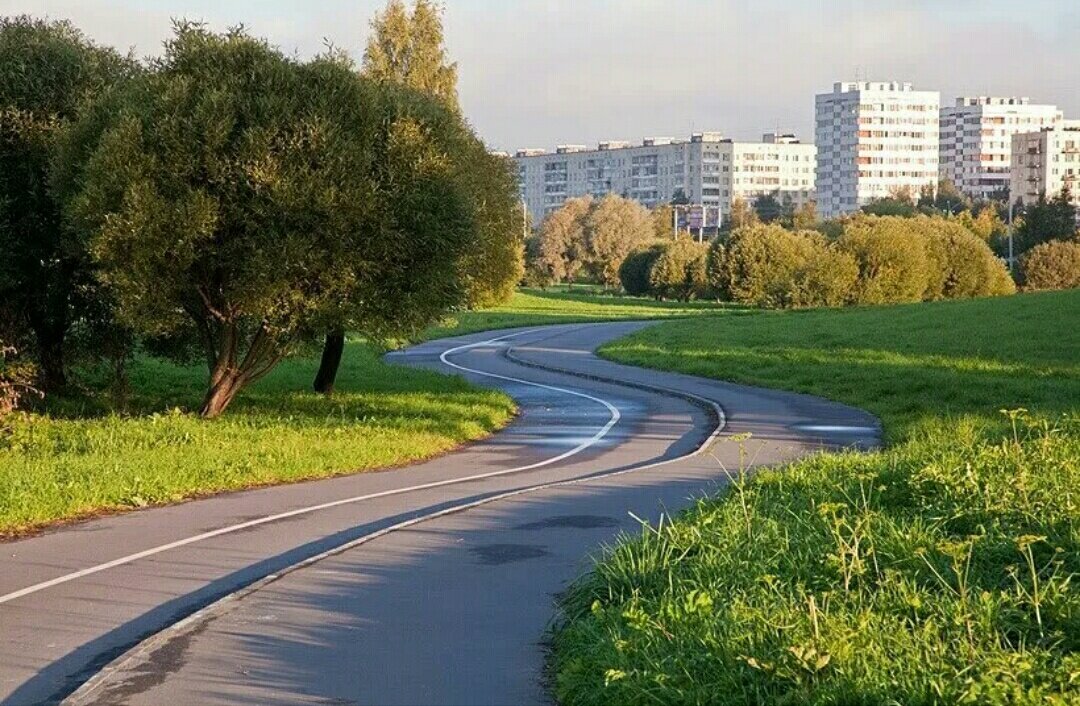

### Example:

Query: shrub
xmin=648 ymin=239 xmax=708 ymax=301
xmin=1020 ymin=240 xmax=1080 ymax=291
xmin=792 ymin=245 xmax=858 ymax=307
xmin=619 ymin=242 xmax=668 ymax=296
xmin=916 ymin=217 xmax=1015 ymax=299
xmin=720 ymin=224 xmax=818 ymax=308
xmin=838 ymin=216 xmax=931 ymax=304
xmin=0 ymin=342 xmax=38 ymax=436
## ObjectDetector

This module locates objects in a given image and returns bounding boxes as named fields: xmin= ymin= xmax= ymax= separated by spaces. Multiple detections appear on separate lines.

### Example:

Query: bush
xmin=648 ymin=239 xmax=708 ymax=301
xmin=1021 ymin=240 xmax=1080 ymax=291
xmin=916 ymin=217 xmax=1015 ymax=299
xmin=619 ymin=242 xmax=668 ymax=296
xmin=718 ymin=225 xmax=855 ymax=309
xmin=838 ymin=216 xmax=931 ymax=304
xmin=719 ymin=225 xmax=817 ymax=308
xmin=792 ymin=245 xmax=858 ymax=307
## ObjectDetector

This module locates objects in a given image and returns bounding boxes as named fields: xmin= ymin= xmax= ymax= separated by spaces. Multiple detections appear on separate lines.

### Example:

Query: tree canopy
xmin=57 ymin=24 xmax=479 ymax=417
xmin=0 ymin=16 xmax=134 ymax=389
xmin=362 ymin=0 xmax=459 ymax=112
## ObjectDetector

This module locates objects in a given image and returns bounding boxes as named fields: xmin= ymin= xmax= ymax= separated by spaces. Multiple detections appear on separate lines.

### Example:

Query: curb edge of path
xmin=60 ymin=328 xmax=728 ymax=706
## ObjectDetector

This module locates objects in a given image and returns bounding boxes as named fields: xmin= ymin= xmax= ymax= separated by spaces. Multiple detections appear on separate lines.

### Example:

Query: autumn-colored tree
xmin=362 ymin=0 xmax=459 ymax=112
xmin=648 ymin=238 xmax=709 ymax=301
xmin=726 ymin=197 xmax=760 ymax=232
xmin=650 ymin=204 xmax=675 ymax=239
xmin=531 ymin=197 xmax=591 ymax=285
xmin=1020 ymin=240 xmax=1080 ymax=291
xmin=582 ymin=194 xmax=654 ymax=287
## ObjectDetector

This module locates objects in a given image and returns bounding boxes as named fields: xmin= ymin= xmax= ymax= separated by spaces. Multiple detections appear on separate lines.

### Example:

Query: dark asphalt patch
xmin=470 ymin=543 xmax=551 ymax=565
xmin=513 ymin=515 xmax=620 ymax=531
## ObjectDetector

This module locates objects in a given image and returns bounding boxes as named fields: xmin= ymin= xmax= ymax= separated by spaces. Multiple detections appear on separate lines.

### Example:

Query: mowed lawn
xmin=0 ymin=341 xmax=514 ymax=536
xmin=553 ymin=289 xmax=1080 ymax=706
xmin=423 ymin=287 xmax=734 ymax=340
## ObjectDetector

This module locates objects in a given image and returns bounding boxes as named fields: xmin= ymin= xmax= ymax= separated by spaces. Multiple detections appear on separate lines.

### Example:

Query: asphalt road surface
xmin=0 ymin=322 xmax=879 ymax=706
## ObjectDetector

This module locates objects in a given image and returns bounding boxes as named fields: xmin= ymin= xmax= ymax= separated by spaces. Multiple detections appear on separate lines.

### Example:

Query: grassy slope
xmin=553 ymin=290 xmax=1080 ymax=706
xmin=422 ymin=287 xmax=733 ymax=340
xmin=599 ymin=290 xmax=1079 ymax=441
xmin=0 ymin=341 xmax=513 ymax=535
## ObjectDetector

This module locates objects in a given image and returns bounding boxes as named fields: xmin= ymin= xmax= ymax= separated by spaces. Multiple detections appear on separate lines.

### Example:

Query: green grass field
xmin=422 ymin=287 xmax=733 ymax=340
xmin=552 ymin=289 xmax=1080 ymax=705
xmin=0 ymin=341 xmax=514 ymax=536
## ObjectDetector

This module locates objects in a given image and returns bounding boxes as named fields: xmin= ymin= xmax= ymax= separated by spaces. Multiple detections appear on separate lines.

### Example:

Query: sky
xmin=6 ymin=1 xmax=1080 ymax=151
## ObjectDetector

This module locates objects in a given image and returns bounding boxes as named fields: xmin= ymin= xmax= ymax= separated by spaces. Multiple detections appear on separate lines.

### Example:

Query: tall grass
xmin=553 ymin=289 xmax=1080 ymax=705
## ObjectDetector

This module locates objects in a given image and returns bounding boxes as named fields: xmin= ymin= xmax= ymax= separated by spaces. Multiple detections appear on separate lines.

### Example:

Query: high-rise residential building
xmin=815 ymin=81 xmax=940 ymax=219
xmin=941 ymin=97 xmax=1062 ymax=201
xmin=514 ymin=132 xmax=815 ymax=227
xmin=1010 ymin=122 xmax=1080 ymax=210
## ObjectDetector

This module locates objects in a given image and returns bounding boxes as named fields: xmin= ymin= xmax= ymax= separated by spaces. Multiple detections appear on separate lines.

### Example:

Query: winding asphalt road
xmin=0 ymin=322 xmax=879 ymax=706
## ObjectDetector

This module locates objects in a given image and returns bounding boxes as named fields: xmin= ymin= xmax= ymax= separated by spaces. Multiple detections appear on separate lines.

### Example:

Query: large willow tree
xmin=56 ymin=24 xmax=475 ymax=417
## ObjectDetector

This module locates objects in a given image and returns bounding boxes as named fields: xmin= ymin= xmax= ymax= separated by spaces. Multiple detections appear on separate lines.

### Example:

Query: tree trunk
xmin=313 ymin=328 xmax=345 ymax=394
xmin=200 ymin=369 xmax=244 ymax=419
xmin=34 ymin=330 xmax=67 ymax=391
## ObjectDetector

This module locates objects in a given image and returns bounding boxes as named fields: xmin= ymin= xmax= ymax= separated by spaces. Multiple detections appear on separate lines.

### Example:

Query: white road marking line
xmin=0 ymin=329 xmax=620 ymax=606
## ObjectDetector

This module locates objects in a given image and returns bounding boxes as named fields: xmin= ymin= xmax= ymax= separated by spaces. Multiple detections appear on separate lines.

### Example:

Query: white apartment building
xmin=815 ymin=81 xmax=940 ymax=219
xmin=514 ymin=132 xmax=815 ymax=227
xmin=1010 ymin=123 xmax=1080 ymax=209
xmin=941 ymin=97 xmax=1061 ymax=201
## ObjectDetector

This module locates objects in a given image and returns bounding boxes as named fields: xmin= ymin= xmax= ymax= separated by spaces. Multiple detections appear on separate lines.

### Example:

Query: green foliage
xmin=648 ymin=239 xmax=708 ymax=301
xmin=0 ymin=16 xmax=135 ymax=390
xmin=752 ymin=192 xmax=783 ymax=223
xmin=792 ymin=245 xmax=859 ymax=308
xmin=58 ymin=25 xmax=380 ymax=416
xmin=457 ymin=149 xmax=525 ymax=308
xmin=916 ymin=217 xmax=1016 ymax=299
xmin=1020 ymin=240 xmax=1080 ymax=291
xmin=725 ymin=197 xmax=759 ymax=232
xmin=555 ymin=290 xmax=1080 ymax=705
xmin=528 ymin=195 xmax=654 ymax=289
xmin=1013 ymin=189 xmax=1078 ymax=255
xmin=838 ymin=215 xmax=932 ymax=304
xmin=618 ymin=242 xmax=667 ymax=297
xmin=705 ymin=237 xmax=726 ymax=297
xmin=361 ymin=0 xmax=520 ymax=309
xmin=718 ymin=225 xmax=828 ymax=308
xmin=361 ymin=0 xmax=459 ymax=112
xmin=788 ymin=201 xmax=817 ymax=230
